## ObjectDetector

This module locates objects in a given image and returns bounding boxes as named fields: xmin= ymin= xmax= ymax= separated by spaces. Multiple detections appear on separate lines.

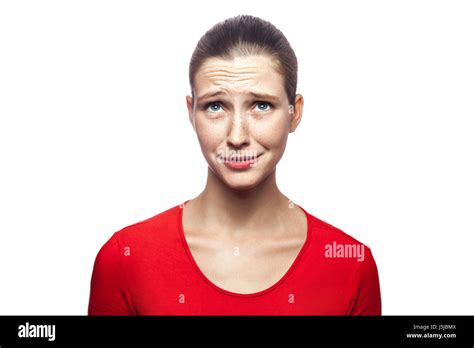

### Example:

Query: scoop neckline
xmin=177 ymin=199 xmax=313 ymax=298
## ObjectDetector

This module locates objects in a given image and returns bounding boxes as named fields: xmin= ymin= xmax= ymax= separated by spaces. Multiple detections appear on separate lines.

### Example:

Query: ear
xmin=289 ymin=94 xmax=304 ymax=133
xmin=186 ymin=95 xmax=196 ymax=132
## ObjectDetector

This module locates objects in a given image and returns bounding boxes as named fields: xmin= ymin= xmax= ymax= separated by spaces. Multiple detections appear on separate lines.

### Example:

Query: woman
xmin=88 ymin=15 xmax=382 ymax=315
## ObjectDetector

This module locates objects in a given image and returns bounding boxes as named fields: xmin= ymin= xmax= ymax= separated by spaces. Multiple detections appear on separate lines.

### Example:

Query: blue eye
xmin=206 ymin=103 xmax=222 ymax=112
xmin=256 ymin=102 xmax=271 ymax=111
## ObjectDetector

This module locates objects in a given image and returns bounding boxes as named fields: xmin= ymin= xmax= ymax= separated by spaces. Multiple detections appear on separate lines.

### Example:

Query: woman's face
xmin=186 ymin=54 xmax=303 ymax=191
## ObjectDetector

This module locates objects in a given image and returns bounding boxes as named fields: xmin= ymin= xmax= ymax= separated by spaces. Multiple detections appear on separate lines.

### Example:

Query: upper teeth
xmin=230 ymin=157 xmax=253 ymax=162
xmin=217 ymin=152 xmax=258 ymax=162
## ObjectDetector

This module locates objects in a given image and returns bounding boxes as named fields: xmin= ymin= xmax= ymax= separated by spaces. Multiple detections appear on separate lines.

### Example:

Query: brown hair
xmin=189 ymin=15 xmax=298 ymax=104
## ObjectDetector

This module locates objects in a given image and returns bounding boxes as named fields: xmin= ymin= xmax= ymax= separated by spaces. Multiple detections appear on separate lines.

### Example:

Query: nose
xmin=226 ymin=110 xmax=250 ymax=149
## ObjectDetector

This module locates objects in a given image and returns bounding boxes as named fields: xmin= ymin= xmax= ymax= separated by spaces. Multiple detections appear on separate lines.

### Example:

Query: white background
xmin=0 ymin=0 xmax=473 ymax=315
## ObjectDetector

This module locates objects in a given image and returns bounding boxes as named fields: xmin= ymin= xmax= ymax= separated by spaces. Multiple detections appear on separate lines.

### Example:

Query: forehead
xmin=194 ymin=55 xmax=286 ymax=98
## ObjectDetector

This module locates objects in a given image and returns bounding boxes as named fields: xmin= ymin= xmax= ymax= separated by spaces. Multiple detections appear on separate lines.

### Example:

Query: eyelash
xmin=204 ymin=101 xmax=273 ymax=113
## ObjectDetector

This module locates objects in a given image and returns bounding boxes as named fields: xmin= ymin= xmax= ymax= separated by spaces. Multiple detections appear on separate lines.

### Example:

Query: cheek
xmin=195 ymin=120 xmax=223 ymax=153
xmin=251 ymin=115 xmax=289 ymax=151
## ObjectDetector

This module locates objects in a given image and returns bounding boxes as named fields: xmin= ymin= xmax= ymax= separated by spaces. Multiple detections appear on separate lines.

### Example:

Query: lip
xmin=220 ymin=153 xmax=262 ymax=170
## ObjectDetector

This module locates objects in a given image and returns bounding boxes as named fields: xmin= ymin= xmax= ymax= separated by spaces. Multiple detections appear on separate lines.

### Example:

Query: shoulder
xmin=91 ymin=202 xmax=184 ymax=285
xmin=112 ymin=203 xmax=182 ymax=245
xmin=303 ymin=209 xmax=378 ymax=275
xmin=302 ymin=210 xmax=381 ymax=314
xmin=305 ymin=211 xmax=367 ymax=248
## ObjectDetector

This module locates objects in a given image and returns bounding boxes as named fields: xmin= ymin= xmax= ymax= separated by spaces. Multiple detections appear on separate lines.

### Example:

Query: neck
xmin=192 ymin=167 xmax=291 ymax=236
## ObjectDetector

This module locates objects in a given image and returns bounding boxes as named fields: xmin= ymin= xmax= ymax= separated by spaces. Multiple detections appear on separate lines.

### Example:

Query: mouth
xmin=216 ymin=152 xmax=263 ymax=170
xmin=217 ymin=153 xmax=262 ymax=163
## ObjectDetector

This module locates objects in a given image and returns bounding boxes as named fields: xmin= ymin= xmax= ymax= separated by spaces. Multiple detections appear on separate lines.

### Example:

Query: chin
xmin=219 ymin=170 xmax=270 ymax=192
xmin=225 ymin=181 xmax=260 ymax=192
xmin=207 ymin=157 xmax=274 ymax=191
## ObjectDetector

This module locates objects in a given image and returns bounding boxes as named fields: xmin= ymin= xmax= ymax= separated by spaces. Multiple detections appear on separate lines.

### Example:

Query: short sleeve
xmin=347 ymin=246 xmax=382 ymax=315
xmin=88 ymin=233 xmax=135 ymax=315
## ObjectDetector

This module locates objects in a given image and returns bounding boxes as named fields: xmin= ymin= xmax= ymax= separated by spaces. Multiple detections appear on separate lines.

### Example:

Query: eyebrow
xmin=196 ymin=90 xmax=281 ymax=102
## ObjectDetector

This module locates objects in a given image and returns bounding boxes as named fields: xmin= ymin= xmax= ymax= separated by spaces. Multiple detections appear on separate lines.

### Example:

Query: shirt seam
xmin=347 ymin=247 xmax=370 ymax=315
xmin=112 ymin=232 xmax=137 ymax=315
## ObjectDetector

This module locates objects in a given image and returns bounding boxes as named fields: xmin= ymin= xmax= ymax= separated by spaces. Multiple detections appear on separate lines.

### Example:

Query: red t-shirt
xmin=88 ymin=201 xmax=382 ymax=315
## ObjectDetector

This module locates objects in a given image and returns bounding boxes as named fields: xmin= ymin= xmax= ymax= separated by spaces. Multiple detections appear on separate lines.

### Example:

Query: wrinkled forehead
xmin=193 ymin=55 xmax=286 ymax=100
